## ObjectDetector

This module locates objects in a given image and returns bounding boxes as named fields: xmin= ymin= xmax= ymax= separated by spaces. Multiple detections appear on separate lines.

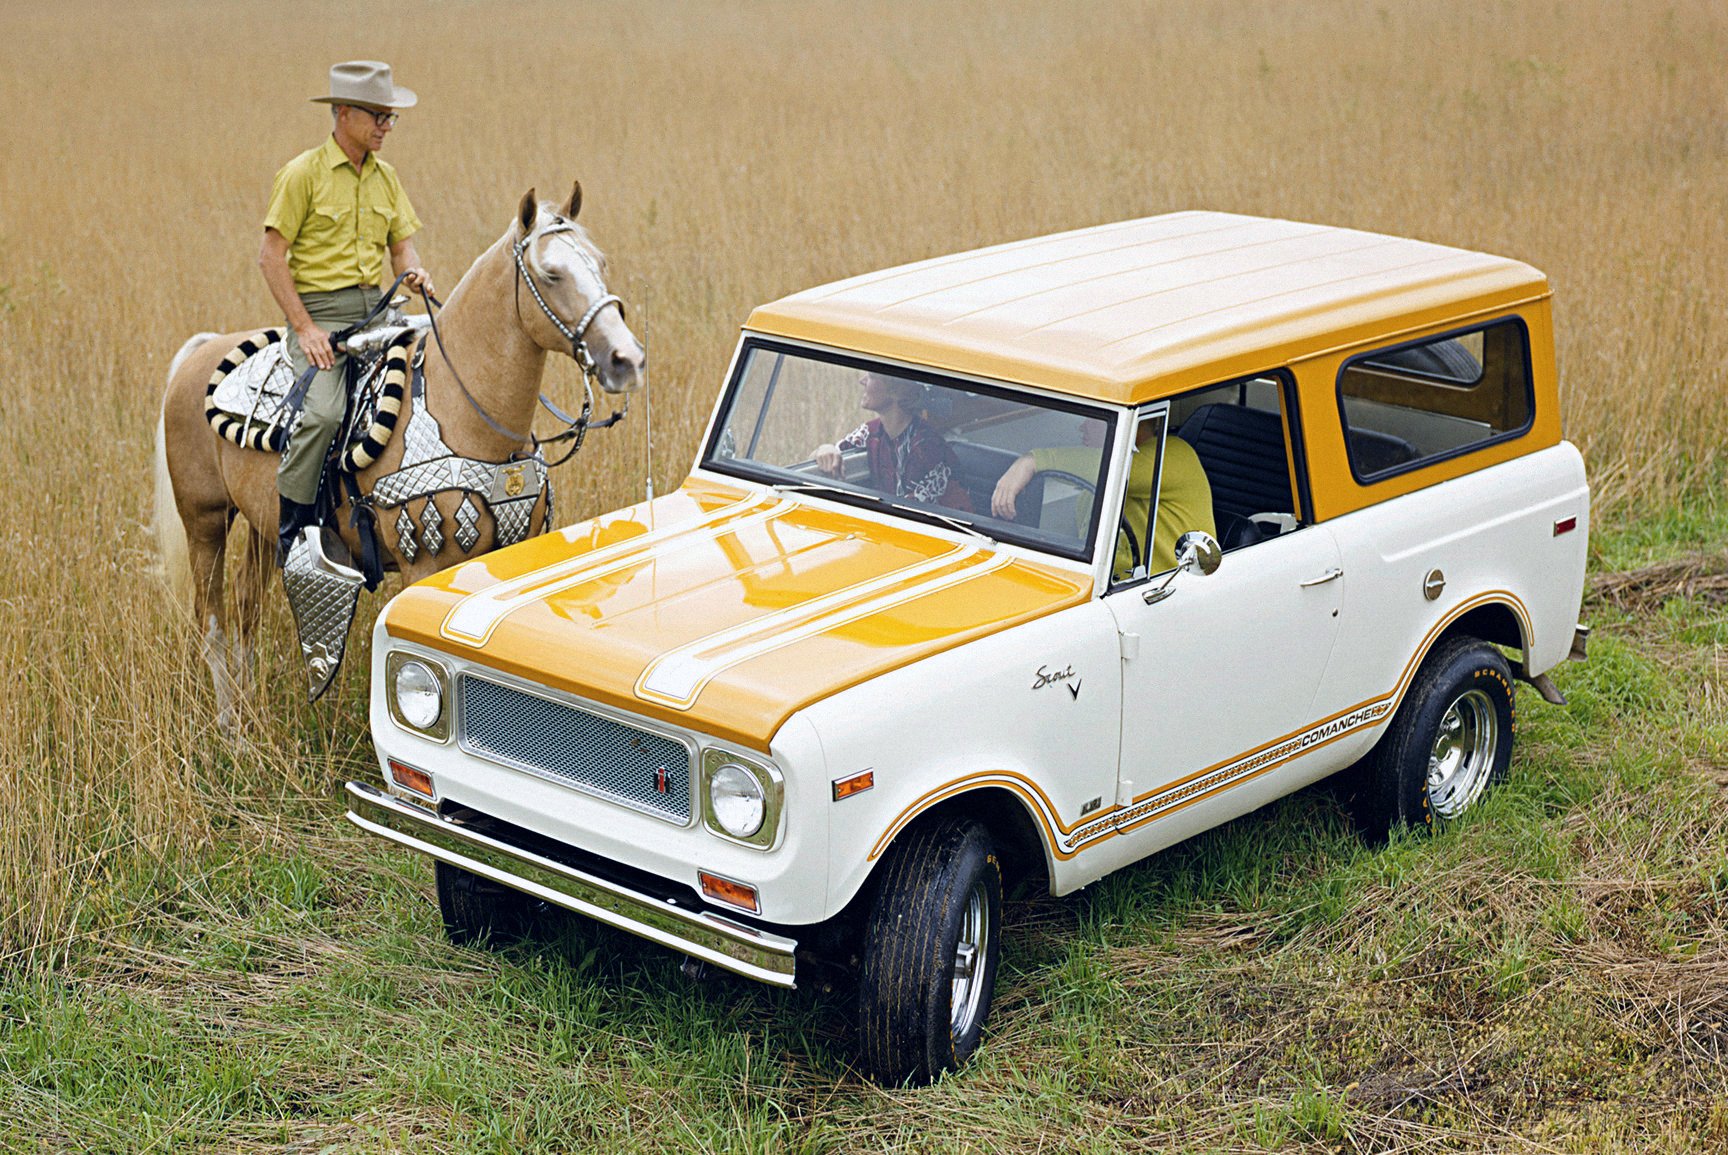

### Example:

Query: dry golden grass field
xmin=2 ymin=1 xmax=1727 ymax=1151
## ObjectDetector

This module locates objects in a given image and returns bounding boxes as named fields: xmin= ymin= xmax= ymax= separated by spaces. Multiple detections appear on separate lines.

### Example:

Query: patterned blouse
xmin=836 ymin=418 xmax=973 ymax=511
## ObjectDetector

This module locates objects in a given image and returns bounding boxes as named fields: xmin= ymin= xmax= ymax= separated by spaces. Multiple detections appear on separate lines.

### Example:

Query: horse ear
xmin=517 ymin=188 xmax=538 ymax=234
xmin=565 ymin=181 xmax=583 ymax=220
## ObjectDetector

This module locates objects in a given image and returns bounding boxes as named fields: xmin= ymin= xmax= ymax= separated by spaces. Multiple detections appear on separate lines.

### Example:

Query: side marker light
xmin=832 ymin=770 xmax=874 ymax=801
xmin=1553 ymin=516 xmax=1578 ymax=536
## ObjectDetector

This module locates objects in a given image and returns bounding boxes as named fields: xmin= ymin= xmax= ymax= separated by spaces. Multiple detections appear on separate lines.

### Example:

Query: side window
xmin=1337 ymin=318 xmax=1533 ymax=480
xmin=1166 ymin=376 xmax=1303 ymax=558
xmin=1109 ymin=375 xmax=1305 ymax=588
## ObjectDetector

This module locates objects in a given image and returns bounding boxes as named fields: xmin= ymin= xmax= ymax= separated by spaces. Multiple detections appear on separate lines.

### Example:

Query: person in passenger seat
xmin=992 ymin=421 xmax=1213 ymax=577
xmin=812 ymin=373 xmax=972 ymax=510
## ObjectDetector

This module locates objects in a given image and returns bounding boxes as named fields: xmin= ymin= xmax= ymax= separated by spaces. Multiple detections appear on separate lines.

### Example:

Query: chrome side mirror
xmin=1143 ymin=530 xmax=1222 ymax=605
xmin=1175 ymin=530 xmax=1221 ymax=576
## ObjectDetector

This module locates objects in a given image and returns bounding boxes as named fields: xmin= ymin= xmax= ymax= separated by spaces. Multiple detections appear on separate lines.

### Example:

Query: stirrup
xmin=282 ymin=527 xmax=365 ymax=701
xmin=301 ymin=526 xmax=363 ymax=582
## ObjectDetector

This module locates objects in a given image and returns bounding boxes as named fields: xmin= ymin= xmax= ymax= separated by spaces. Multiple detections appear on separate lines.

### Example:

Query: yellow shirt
xmin=263 ymin=136 xmax=422 ymax=294
xmin=1033 ymin=435 xmax=1214 ymax=577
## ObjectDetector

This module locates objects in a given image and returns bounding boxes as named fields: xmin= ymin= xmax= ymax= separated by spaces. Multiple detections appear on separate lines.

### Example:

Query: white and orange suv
xmin=347 ymin=212 xmax=1590 ymax=1084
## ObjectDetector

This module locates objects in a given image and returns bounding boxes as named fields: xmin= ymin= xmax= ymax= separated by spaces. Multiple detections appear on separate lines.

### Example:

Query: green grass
xmin=4 ymin=494 xmax=1727 ymax=1153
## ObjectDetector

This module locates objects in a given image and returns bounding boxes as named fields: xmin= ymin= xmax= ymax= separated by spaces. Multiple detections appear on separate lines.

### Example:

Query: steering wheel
xmin=1032 ymin=469 xmax=1142 ymax=569
xmin=1117 ymin=517 xmax=1143 ymax=572
xmin=1018 ymin=469 xmax=1095 ymax=529
xmin=1033 ymin=468 xmax=1096 ymax=496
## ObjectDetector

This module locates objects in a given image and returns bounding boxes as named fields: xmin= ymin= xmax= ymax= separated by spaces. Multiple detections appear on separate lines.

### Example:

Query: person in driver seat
xmin=812 ymin=373 xmax=972 ymax=510
xmin=991 ymin=420 xmax=1212 ymax=577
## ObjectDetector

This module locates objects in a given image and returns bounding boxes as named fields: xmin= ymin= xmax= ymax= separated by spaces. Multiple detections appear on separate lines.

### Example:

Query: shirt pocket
xmin=312 ymin=196 xmax=352 ymax=235
xmin=363 ymin=205 xmax=395 ymax=247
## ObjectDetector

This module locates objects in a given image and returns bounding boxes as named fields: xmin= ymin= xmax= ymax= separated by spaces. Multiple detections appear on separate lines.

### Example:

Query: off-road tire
xmin=434 ymin=861 xmax=543 ymax=947
xmin=1354 ymin=635 xmax=1515 ymax=840
xmin=857 ymin=817 xmax=1003 ymax=1085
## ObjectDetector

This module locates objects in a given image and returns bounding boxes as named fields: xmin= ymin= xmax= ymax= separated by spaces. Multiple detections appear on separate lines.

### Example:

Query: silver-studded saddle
xmin=284 ymin=350 xmax=555 ymax=701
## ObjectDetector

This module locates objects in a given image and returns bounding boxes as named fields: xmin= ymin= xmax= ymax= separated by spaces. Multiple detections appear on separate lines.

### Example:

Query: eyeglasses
xmin=348 ymin=105 xmax=400 ymax=128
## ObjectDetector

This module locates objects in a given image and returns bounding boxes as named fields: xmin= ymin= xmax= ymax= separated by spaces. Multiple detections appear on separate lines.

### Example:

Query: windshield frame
xmin=699 ymin=336 xmax=1121 ymax=564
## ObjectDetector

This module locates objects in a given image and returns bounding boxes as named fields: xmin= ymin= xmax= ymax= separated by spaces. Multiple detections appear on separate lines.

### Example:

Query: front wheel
xmin=1354 ymin=636 xmax=1515 ymax=839
xmin=434 ymin=861 xmax=543 ymax=947
xmin=857 ymin=818 xmax=1003 ymax=1085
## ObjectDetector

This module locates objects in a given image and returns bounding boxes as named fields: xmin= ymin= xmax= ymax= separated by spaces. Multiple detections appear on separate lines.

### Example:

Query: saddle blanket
xmin=209 ymin=333 xmax=295 ymax=431
xmin=208 ymin=331 xmax=392 ymax=449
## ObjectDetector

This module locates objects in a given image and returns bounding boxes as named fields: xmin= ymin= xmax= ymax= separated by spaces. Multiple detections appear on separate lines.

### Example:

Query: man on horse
xmin=259 ymin=60 xmax=436 ymax=574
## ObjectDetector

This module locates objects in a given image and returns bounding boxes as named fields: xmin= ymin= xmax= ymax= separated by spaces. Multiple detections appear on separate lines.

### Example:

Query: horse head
xmin=513 ymin=182 xmax=646 ymax=396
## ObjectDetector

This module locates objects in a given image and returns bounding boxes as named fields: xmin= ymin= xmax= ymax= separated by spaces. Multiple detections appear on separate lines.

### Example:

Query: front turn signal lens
xmin=698 ymin=871 xmax=760 ymax=914
xmin=387 ymin=758 xmax=435 ymax=799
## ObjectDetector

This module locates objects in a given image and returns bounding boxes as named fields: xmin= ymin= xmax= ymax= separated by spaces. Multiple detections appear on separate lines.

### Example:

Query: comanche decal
xmin=868 ymin=591 xmax=1533 ymax=865
xmin=1067 ymin=697 xmax=1395 ymax=848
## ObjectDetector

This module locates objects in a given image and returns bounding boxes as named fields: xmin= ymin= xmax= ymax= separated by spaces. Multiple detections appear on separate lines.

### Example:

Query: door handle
xmin=1299 ymin=567 xmax=1343 ymax=587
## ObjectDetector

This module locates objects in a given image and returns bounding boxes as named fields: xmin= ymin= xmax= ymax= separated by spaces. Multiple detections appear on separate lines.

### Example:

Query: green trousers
xmin=278 ymin=285 xmax=382 ymax=505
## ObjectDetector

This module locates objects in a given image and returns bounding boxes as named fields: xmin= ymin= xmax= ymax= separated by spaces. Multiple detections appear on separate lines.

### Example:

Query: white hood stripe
xmin=441 ymin=493 xmax=787 ymax=647
xmin=636 ymin=549 xmax=1013 ymax=709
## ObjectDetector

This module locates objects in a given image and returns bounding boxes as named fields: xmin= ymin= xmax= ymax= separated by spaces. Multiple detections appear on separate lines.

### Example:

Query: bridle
xmin=411 ymin=217 xmax=631 ymax=467
xmin=506 ymin=219 xmax=632 ymax=464
xmin=513 ymin=222 xmax=625 ymax=378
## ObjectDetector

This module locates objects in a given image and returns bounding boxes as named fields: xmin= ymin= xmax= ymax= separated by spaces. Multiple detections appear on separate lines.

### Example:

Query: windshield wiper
xmin=770 ymin=479 xmax=995 ymax=545
xmin=769 ymin=478 xmax=882 ymax=504
xmin=886 ymin=501 xmax=996 ymax=546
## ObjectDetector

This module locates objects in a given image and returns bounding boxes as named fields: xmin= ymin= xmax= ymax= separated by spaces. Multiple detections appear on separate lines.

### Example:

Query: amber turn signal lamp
xmin=698 ymin=871 xmax=760 ymax=914
xmin=388 ymin=759 xmax=435 ymax=798
xmin=832 ymin=770 xmax=874 ymax=801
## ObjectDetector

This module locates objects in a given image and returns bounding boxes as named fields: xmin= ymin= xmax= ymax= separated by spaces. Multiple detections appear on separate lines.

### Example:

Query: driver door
xmin=1097 ymin=397 xmax=1348 ymax=871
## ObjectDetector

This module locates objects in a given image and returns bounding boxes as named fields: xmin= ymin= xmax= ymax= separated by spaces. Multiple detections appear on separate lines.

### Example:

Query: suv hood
xmin=382 ymin=479 xmax=1093 ymax=751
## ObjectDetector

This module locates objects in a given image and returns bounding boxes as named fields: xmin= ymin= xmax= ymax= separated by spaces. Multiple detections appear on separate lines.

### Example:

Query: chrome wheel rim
xmin=949 ymin=880 xmax=991 ymax=1038
xmin=1427 ymin=687 xmax=1497 ymax=819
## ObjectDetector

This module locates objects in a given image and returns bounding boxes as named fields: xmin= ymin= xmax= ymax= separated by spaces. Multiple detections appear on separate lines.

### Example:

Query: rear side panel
xmin=1315 ymin=441 xmax=1589 ymax=769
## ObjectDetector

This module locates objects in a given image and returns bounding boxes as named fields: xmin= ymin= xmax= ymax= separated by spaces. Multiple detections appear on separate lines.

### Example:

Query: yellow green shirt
xmin=1033 ymin=435 xmax=1214 ymax=577
xmin=263 ymin=136 xmax=422 ymax=295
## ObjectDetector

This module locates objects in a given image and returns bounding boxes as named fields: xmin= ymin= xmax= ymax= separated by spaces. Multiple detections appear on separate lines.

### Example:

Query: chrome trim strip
xmin=343 ymin=781 xmax=797 ymax=988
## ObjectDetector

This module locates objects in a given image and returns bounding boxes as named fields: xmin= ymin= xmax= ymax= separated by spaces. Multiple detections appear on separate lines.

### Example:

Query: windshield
xmin=703 ymin=341 xmax=1116 ymax=561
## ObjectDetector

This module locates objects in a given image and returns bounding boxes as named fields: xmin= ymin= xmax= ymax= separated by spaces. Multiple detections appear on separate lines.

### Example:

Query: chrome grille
xmin=458 ymin=675 xmax=691 ymax=823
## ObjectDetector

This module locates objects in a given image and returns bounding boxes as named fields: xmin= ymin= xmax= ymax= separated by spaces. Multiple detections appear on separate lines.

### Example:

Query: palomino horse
xmin=155 ymin=184 xmax=644 ymax=728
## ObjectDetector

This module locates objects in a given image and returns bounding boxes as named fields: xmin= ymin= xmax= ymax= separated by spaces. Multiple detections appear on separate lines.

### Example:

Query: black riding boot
xmin=277 ymin=496 xmax=316 ymax=568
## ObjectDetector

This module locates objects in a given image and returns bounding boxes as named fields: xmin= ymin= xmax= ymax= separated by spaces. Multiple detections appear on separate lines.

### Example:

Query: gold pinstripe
xmin=865 ymin=591 xmax=1533 ymax=862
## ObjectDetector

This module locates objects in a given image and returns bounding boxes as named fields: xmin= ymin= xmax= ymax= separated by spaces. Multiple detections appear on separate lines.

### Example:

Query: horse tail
xmin=152 ymin=333 xmax=215 ymax=602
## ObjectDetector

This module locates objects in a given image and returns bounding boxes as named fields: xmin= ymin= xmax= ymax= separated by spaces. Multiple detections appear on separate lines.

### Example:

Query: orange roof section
xmin=745 ymin=212 xmax=1550 ymax=405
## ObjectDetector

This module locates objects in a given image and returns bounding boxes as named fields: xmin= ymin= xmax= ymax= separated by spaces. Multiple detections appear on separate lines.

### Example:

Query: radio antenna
xmin=642 ymin=291 xmax=656 ymax=506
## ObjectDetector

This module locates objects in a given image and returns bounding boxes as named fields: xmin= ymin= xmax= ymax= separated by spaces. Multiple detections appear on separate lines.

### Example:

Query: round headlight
xmin=394 ymin=660 xmax=443 ymax=730
xmin=709 ymin=762 xmax=765 ymax=838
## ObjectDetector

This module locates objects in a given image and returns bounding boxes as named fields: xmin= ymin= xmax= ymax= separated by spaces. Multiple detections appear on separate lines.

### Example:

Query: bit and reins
xmin=374 ymin=218 xmax=632 ymax=468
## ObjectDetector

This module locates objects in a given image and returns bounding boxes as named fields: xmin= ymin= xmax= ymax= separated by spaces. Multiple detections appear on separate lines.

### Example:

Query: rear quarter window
xmin=1336 ymin=318 xmax=1534 ymax=481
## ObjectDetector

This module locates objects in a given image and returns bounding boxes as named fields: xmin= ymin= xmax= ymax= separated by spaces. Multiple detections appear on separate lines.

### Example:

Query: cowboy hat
xmin=310 ymin=61 xmax=417 ymax=109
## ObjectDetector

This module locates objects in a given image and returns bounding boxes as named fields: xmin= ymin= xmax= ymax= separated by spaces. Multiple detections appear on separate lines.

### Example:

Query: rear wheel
xmin=434 ymin=861 xmax=543 ymax=946
xmin=1354 ymin=636 xmax=1515 ymax=839
xmin=857 ymin=818 xmax=1003 ymax=1085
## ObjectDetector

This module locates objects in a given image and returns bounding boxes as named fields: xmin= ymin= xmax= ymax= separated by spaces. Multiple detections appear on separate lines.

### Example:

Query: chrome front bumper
xmin=343 ymin=781 xmax=798 ymax=987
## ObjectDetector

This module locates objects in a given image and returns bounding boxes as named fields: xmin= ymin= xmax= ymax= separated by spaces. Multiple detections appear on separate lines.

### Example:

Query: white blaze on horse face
xmin=536 ymin=223 xmax=645 ymax=395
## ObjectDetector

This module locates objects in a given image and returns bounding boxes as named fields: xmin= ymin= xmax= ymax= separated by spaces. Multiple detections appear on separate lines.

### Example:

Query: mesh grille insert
xmin=458 ymin=675 xmax=691 ymax=823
